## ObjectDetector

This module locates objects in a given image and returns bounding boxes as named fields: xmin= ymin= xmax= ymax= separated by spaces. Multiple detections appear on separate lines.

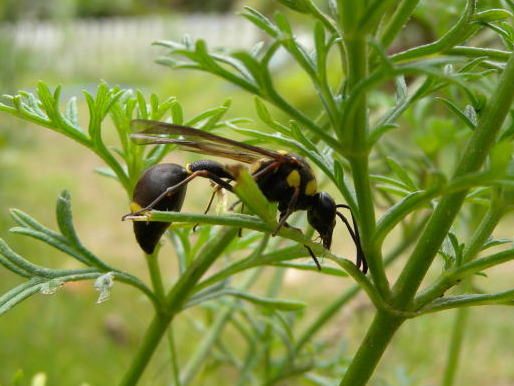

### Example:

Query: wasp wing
xmin=131 ymin=134 xmax=264 ymax=163
xmin=131 ymin=119 xmax=284 ymax=164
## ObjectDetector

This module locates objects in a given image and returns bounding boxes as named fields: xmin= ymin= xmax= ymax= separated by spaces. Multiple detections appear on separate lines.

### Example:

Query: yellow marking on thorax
xmin=250 ymin=159 xmax=265 ymax=173
xmin=185 ymin=163 xmax=193 ymax=174
xmin=277 ymin=149 xmax=289 ymax=155
xmin=305 ymin=178 xmax=317 ymax=196
xmin=286 ymin=170 xmax=301 ymax=188
xmin=130 ymin=202 xmax=143 ymax=212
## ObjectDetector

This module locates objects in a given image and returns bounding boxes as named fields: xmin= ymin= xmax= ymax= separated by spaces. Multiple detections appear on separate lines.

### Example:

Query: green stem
xmin=120 ymin=313 xmax=171 ymax=386
xmin=342 ymin=33 xmax=390 ymax=296
xmin=339 ymin=311 xmax=404 ymax=385
xmin=437 ymin=202 xmax=503 ymax=386
xmin=461 ymin=202 xmax=505 ymax=263
xmin=349 ymin=156 xmax=390 ymax=296
xmin=340 ymin=46 xmax=514 ymax=386
xmin=337 ymin=0 xmax=391 ymax=296
xmin=454 ymin=248 xmax=514 ymax=277
xmin=442 ymin=308 xmax=470 ymax=386
xmin=145 ymin=250 xmax=165 ymax=302
xmin=110 ymin=271 xmax=159 ymax=308
xmin=445 ymin=46 xmax=512 ymax=62
xmin=414 ymin=200 xmax=505 ymax=307
xmin=167 ymin=326 xmax=182 ymax=386
xmin=392 ymin=51 xmax=514 ymax=307
xmin=144 ymin=249 xmax=182 ymax=384
xmin=296 ymin=286 xmax=360 ymax=351
xmin=359 ymin=0 xmax=397 ymax=34
xmin=390 ymin=0 xmax=478 ymax=64
xmin=180 ymin=267 xmax=264 ymax=384
xmin=419 ymin=288 xmax=514 ymax=313
xmin=380 ymin=0 xmax=422 ymax=49
xmin=267 ymin=89 xmax=340 ymax=149
xmin=295 ymin=215 xmax=427 ymax=353
xmin=120 ymin=227 xmax=239 ymax=385
xmin=140 ymin=211 xmax=383 ymax=302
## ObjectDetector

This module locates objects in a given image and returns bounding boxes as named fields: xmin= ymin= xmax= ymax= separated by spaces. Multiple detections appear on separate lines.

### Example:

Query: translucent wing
xmin=131 ymin=119 xmax=284 ymax=164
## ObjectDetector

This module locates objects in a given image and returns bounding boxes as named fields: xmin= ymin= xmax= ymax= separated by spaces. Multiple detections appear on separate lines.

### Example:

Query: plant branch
xmin=130 ymin=211 xmax=381 ymax=302
xmin=379 ymin=0 xmax=422 ymax=49
xmin=120 ymin=227 xmax=239 ymax=385
xmin=415 ymin=247 xmax=514 ymax=307
xmin=419 ymin=289 xmax=514 ymax=314
xmin=392 ymin=50 xmax=514 ymax=308
xmin=340 ymin=19 xmax=390 ymax=296
xmin=390 ymin=0 xmax=479 ymax=63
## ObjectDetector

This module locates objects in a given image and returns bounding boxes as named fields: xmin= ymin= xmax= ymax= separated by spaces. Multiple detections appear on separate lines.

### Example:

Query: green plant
xmin=1 ymin=0 xmax=514 ymax=385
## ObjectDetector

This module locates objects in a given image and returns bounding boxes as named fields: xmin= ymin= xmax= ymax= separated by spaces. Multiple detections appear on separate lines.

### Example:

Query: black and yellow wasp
xmin=123 ymin=119 xmax=367 ymax=273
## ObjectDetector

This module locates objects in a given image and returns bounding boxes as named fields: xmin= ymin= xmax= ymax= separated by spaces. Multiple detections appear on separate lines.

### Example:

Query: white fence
xmin=1 ymin=15 xmax=260 ymax=79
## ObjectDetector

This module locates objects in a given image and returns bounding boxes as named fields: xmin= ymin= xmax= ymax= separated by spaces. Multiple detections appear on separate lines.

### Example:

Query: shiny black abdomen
xmin=133 ymin=163 xmax=188 ymax=254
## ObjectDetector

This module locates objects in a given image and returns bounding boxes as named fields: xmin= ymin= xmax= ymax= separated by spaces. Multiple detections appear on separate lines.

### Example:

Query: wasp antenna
xmin=336 ymin=210 xmax=368 ymax=274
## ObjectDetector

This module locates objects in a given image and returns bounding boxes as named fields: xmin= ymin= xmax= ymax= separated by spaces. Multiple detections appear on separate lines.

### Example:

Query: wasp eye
xmin=307 ymin=192 xmax=336 ymax=249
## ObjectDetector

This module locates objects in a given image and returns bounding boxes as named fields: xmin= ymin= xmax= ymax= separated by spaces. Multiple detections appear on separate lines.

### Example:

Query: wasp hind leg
xmin=192 ymin=187 xmax=220 ymax=232
xmin=122 ymin=168 xmax=234 ymax=221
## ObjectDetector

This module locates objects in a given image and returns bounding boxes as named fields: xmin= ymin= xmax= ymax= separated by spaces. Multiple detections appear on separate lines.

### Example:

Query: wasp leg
xmin=229 ymin=200 xmax=242 ymax=211
xmin=336 ymin=205 xmax=367 ymax=274
xmin=192 ymin=187 xmax=220 ymax=232
xmin=281 ymin=222 xmax=322 ymax=271
xmin=272 ymin=187 xmax=300 ymax=237
xmin=237 ymin=202 xmax=245 ymax=237
xmin=252 ymin=160 xmax=280 ymax=179
xmin=122 ymin=170 xmax=234 ymax=220
xmin=304 ymin=245 xmax=322 ymax=271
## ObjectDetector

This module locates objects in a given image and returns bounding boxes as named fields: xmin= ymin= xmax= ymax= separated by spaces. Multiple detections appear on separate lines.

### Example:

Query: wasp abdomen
xmin=132 ymin=163 xmax=188 ymax=254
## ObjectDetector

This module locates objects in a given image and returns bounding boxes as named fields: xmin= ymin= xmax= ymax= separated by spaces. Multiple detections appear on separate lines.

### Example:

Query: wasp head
xmin=307 ymin=192 xmax=336 ymax=249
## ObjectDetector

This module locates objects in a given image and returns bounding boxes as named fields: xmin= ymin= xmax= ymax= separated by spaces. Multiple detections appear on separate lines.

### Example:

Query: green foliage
xmin=0 ymin=0 xmax=514 ymax=385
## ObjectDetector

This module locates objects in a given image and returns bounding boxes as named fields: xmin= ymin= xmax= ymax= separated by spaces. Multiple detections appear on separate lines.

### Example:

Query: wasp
xmin=123 ymin=119 xmax=367 ymax=273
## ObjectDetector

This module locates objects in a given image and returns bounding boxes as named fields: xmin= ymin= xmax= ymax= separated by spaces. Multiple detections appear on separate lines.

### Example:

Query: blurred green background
xmin=0 ymin=0 xmax=513 ymax=385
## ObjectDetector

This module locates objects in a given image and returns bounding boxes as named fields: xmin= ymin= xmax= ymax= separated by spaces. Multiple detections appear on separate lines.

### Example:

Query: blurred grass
xmin=0 ymin=6 xmax=513 ymax=385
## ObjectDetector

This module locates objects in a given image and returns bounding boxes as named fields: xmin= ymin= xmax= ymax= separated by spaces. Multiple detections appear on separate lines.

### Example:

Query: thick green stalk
xmin=338 ymin=0 xmax=390 ymax=296
xmin=343 ymin=35 xmax=390 ymax=296
xmin=339 ymin=49 xmax=514 ymax=386
xmin=393 ymin=51 xmax=514 ymax=307
xmin=120 ymin=313 xmax=172 ymax=386
xmin=120 ymin=227 xmax=238 ymax=385
xmin=339 ymin=311 xmax=404 ymax=385
xmin=338 ymin=1 xmax=366 ymax=33
xmin=349 ymin=155 xmax=389 ymax=295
